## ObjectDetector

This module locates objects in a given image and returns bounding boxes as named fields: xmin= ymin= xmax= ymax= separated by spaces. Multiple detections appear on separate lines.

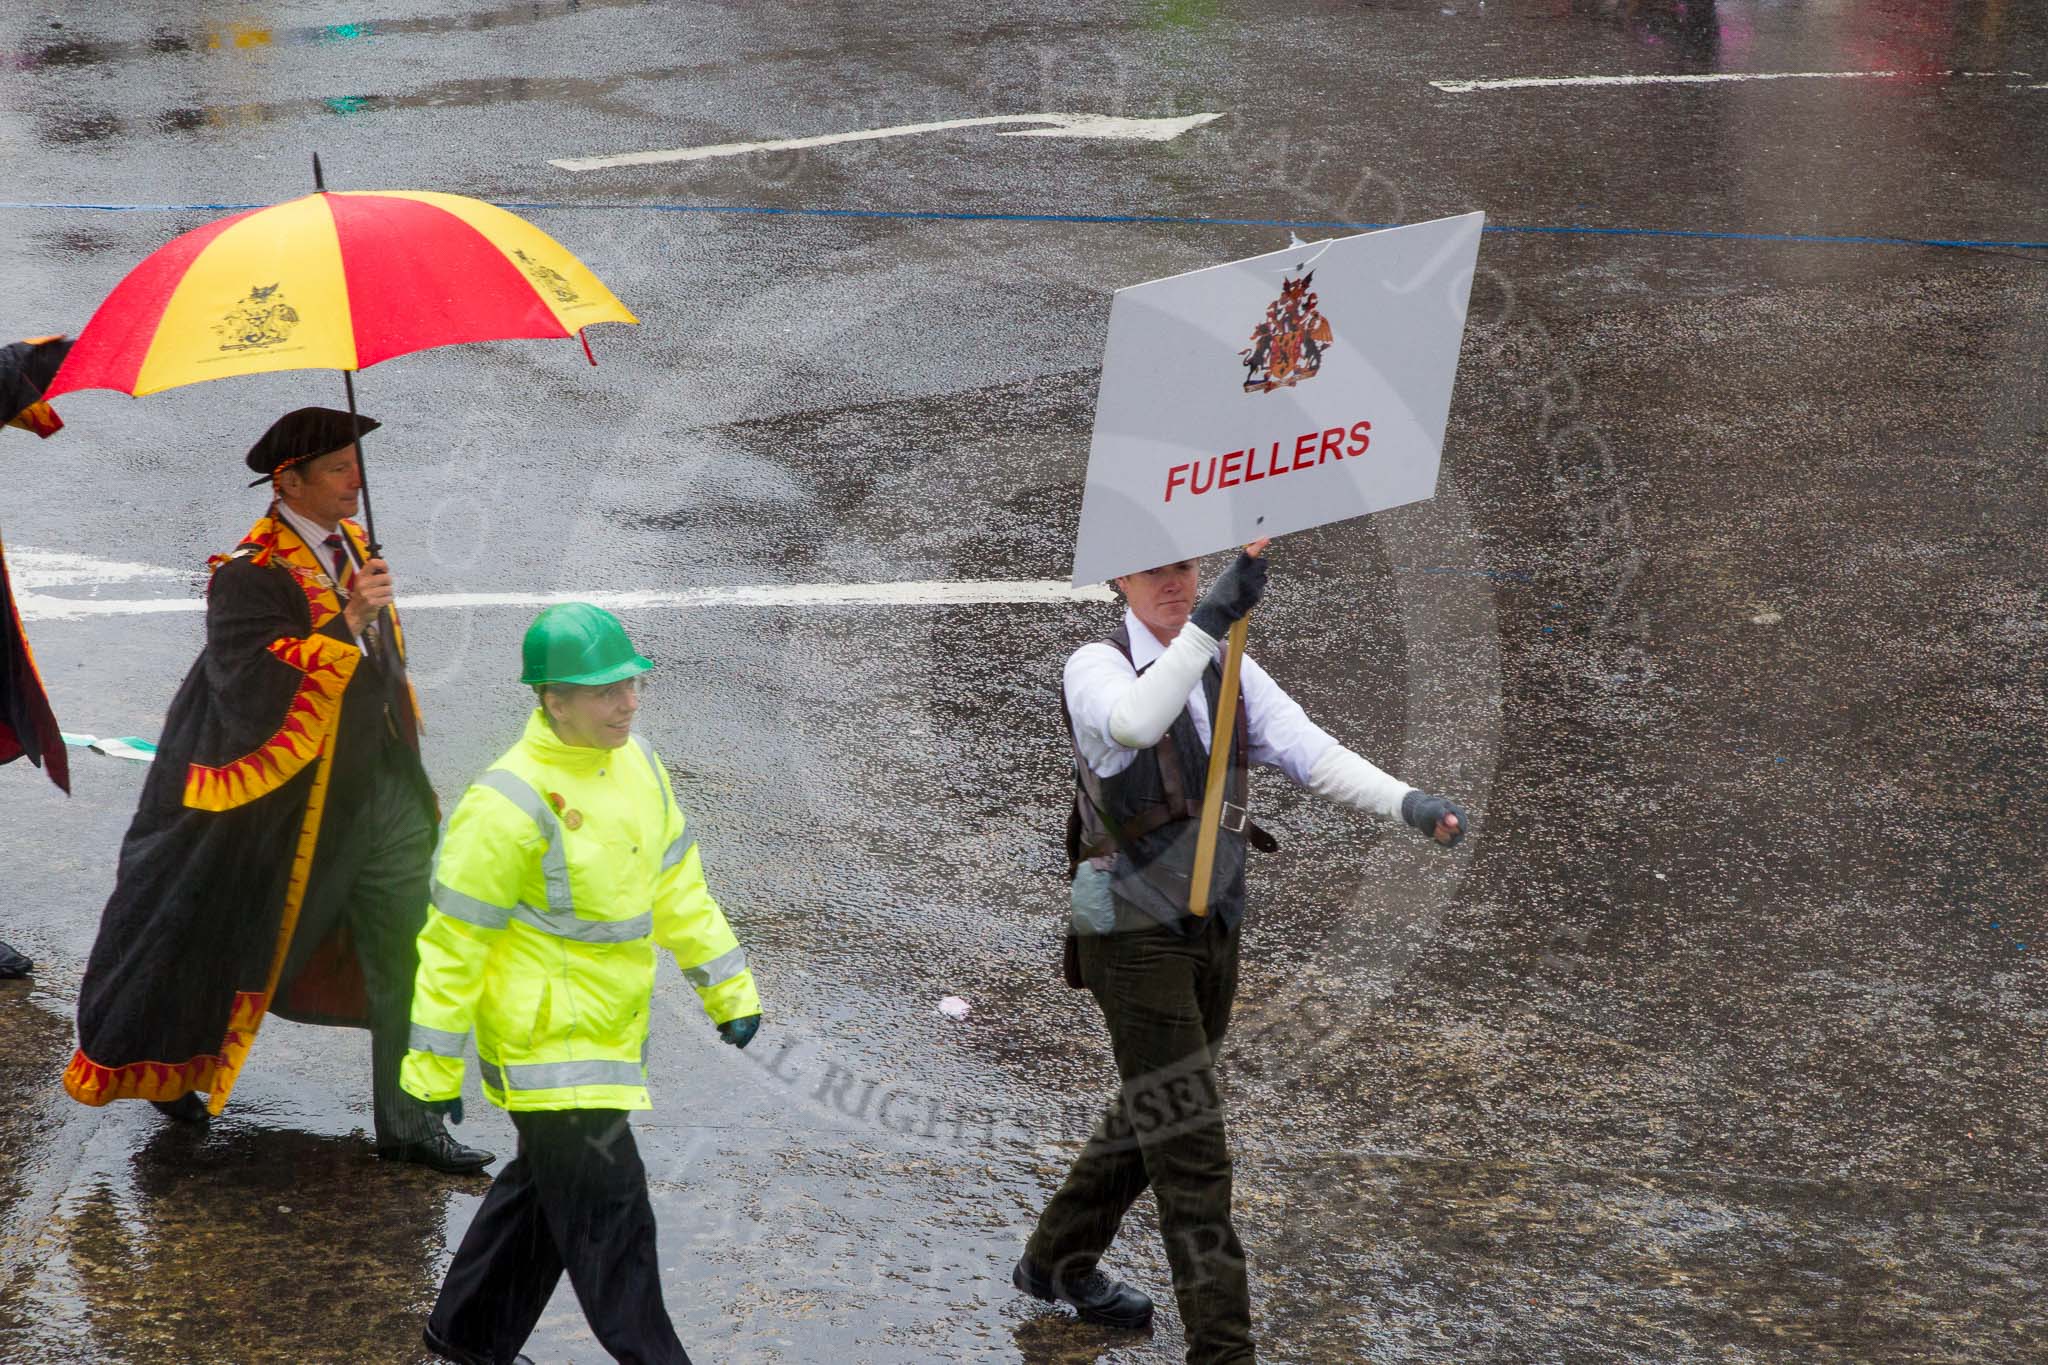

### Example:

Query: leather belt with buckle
xmin=1221 ymin=801 xmax=1249 ymax=834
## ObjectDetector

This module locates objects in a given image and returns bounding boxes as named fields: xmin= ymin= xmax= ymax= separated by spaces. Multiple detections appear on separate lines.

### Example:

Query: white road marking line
xmin=5 ymin=547 xmax=183 ymax=589
xmin=550 ymin=112 xmax=1223 ymax=171
xmin=1430 ymin=69 xmax=2017 ymax=94
xmin=16 ymin=580 xmax=1117 ymax=622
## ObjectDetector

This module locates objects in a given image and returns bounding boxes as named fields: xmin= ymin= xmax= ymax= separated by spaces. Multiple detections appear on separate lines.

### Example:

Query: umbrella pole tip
xmin=312 ymin=152 xmax=326 ymax=191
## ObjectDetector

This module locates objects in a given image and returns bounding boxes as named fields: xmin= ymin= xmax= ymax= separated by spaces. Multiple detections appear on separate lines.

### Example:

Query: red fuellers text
xmin=1163 ymin=421 xmax=1372 ymax=503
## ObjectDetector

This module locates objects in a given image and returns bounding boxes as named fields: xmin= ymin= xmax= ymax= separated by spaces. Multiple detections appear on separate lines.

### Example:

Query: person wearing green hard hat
xmin=402 ymin=602 xmax=762 ymax=1365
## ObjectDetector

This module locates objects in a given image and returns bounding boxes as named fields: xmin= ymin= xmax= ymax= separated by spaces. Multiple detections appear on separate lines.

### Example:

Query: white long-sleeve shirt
xmin=1063 ymin=608 xmax=1412 ymax=820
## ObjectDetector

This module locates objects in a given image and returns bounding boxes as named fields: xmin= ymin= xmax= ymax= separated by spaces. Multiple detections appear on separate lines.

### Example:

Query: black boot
xmin=1013 ymin=1255 xmax=1154 ymax=1330
xmin=0 ymin=941 xmax=31 ymax=979
xmin=377 ymin=1127 xmax=494 ymax=1174
xmin=150 ymin=1093 xmax=209 ymax=1124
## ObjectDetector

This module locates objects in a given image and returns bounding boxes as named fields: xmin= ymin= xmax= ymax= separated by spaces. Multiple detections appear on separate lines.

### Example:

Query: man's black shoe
xmin=377 ymin=1128 xmax=493 ymax=1174
xmin=0 ymin=942 xmax=31 ymax=979
xmin=149 ymin=1094 xmax=209 ymax=1125
xmin=1013 ymin=1255 xmax=1154 ymax=1330
xmin=421 ymin=1323 xmax=532 ymax=1364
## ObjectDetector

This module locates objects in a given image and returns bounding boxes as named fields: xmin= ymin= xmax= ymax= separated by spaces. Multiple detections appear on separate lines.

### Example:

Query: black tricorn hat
xmin=245 ymin=406 xmax=379 ymax=486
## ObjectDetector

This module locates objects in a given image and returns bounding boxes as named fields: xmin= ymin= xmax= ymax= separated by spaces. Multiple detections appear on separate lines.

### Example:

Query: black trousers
xmin=1025 ymin=912 xmax=1254 ymax=1364
xmin=428 ymin=1109 xmax=691 ymax=1365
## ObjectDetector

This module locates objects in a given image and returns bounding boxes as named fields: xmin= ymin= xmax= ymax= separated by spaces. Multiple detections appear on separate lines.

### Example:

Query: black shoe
xmin=1013 ymin=1255 xmax=1154 ymax=1330
xmin=0 ymin=942 xmax=30 ymax=978
xmin=377 ymin=1128 xmax=494 ymax=1174
xmin=421 ymin=1323 xmax=533 ymax=1364
xmin=149 ymin=1094 xmax=209 ymax=1125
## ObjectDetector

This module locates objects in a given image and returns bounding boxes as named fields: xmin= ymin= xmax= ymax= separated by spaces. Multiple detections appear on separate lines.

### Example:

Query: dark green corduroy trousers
xmin=1026 ymin=912 xmax=1254 ymax=1364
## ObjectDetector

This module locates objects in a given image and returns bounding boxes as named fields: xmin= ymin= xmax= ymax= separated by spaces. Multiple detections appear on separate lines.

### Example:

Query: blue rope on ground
xmin=0 ymin=200 xmax=2040 ymax=251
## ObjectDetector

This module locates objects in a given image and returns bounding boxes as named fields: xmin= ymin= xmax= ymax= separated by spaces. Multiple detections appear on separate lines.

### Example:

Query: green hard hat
xmin=520 ymin=603 xmax=653 ymax=686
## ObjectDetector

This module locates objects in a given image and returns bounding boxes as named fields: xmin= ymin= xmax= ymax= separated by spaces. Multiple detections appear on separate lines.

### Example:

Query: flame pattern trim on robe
xmin=181 ymin=634 xmax=359 ymax=812
xmin=182 ymin=510 xmax=391 ymax=812
xmin=61 ymin=991 xmax=266 ymax=1105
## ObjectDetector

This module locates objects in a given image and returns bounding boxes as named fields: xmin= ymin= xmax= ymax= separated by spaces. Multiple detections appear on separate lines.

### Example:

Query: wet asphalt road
xmin=2 ymin=1 xmax=2046 ymax=1362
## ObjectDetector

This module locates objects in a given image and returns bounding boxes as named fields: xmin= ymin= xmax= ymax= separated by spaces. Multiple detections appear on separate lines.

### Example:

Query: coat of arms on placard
xmin=1239 ymin=271 xmax=1333 ymax=393
xmin=215 ymin=283 xmax=301 ymax=352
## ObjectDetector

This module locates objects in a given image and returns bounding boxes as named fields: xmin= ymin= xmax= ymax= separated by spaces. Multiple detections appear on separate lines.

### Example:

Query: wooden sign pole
xmin=1187 ymin=612 xmax=1250 ymax=917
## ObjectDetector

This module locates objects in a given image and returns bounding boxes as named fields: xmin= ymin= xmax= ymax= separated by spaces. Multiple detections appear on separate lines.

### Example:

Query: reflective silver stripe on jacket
xmin=636 ymin=738 xmax=692 ymax=877
xmin=432 ymin=879 xmax=513 ymax=931
xmin=472 ymin=771 xmax=656 ymax=944
xmin=479 ymin=1057 xmax=646 ymax=1092
xmin=512 ymin=904 xmax=653 ymax=944
xmin=408 ymin=1023 xmax=469 ymax=1057
xmin=472 ymin=769 xmax=573 ymax=913
xmin=684 ymin=944 xmax=749 ymax=989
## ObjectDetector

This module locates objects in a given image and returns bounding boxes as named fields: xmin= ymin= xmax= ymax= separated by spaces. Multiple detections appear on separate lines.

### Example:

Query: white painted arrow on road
xmin=549 ymin=112 xmax=1224 ymax=172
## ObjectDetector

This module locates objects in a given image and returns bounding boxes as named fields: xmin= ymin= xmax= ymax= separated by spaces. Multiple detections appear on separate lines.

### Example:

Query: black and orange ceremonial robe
xmin=64 ymin=509 xmax=429 ymax=1114
xmin=0 ymin=525 xmax=67 ymax=793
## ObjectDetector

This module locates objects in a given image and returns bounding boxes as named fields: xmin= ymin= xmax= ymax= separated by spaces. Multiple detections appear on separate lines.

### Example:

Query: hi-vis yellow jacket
xmin=398 ymin=711 xmax=760 ymax=1112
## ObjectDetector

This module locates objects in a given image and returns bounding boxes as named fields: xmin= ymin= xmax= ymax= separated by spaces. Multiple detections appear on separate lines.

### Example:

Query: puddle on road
xmin=29 ymin=1127 xmax=454 ymax=1363
xmin=0 ymin=982 xmax=461 ymax=1363
xmin=139 ymin=64 xmax=707 ymax=142
xmin=0 ymin=980 xmax=72 ymax=1281
xmin=4 ymin=0 xmax=654 ymax=71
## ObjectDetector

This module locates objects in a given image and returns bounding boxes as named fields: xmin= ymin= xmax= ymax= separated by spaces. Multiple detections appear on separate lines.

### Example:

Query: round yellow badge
xmin=563 ymin=810 xmax=584 ymax=831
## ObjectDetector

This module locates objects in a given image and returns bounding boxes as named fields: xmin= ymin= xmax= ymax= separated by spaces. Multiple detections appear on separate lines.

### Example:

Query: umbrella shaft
xmin=341 ymin=370 xmax=380 ymax=556
xmin=339 ymin=368 xmax=401 ymax=681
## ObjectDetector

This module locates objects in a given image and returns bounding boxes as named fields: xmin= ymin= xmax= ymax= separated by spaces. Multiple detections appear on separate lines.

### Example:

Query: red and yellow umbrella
xmin=47 ymin=173 xmax=635 ymax=551
xmin=49 ymin=188 xmax=635 ymax=397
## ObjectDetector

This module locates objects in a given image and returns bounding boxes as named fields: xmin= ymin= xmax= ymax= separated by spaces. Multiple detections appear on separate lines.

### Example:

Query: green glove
xmin=717 ymin=1014 xmax=761 ymax=1049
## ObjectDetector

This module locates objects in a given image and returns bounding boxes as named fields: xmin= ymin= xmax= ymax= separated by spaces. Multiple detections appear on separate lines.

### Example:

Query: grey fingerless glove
xmin=1401 ymin=790 xmax=1470 ymax=847
xmin=1189 ymin=552 xmax=1269 ymax=637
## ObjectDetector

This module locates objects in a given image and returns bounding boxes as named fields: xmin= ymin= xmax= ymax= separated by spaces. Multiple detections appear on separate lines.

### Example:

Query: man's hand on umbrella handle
xmin=345 ymin=558 xmax=395 ymax=634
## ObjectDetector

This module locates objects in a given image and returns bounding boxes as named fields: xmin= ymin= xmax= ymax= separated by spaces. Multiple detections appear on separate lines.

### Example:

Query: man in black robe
xmin=0 ymin=534 xmax=55 ymax=980
xmin=2 ymin=334 xmax=76 ymax=980
xmin=65 ymin=408 xmax=490 ymax=1174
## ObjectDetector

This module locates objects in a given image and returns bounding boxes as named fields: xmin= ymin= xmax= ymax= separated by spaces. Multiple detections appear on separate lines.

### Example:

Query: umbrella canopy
xmin=2 ymin=335 xmax=73 ymax=435
xmin=47 ymin=190 xmax=635 ymax=399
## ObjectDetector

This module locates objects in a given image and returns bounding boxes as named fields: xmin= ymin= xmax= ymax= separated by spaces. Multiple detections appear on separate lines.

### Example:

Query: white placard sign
xmin=1070 ymin=212 xmax=1484 ymax=586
